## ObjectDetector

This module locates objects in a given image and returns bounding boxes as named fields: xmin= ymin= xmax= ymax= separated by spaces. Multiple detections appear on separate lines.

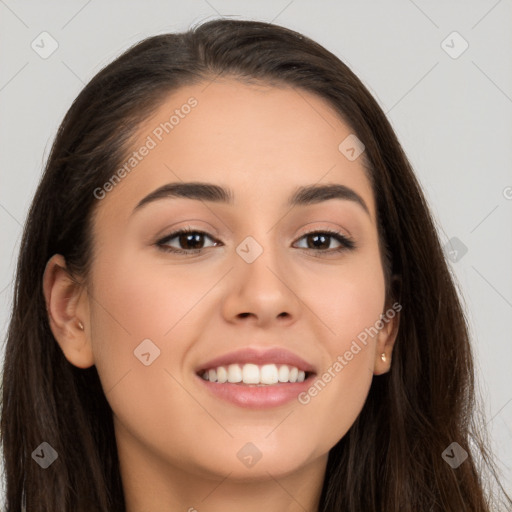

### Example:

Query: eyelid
xmin=154 ymin=220 xmax=220 ymax=242
xmin=156 ymin=227 xmax=220 ymax=248
xmin=294 ymin=221 xmax=353 ymax=240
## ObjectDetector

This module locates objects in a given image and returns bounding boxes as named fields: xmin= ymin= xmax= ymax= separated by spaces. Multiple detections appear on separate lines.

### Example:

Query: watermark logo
xmin=32 ymin=441 xmax=58 ymax=468
xmin=442 ymin=442 xmax=468 ymax=468
xmin=441 ymin=31 xmax=469 ymax=60
xmin=134 ymin=338 xmax=161 ymax=366
xmin=31 ymin=31 xmax=59 ymax=59
xmin=237 ymin=442 xmax=262 ymax=468
xmin=236 ymin=236 xmax=264 ymax=263
xmin=338 ymin=134 xmax=365 ymax=161
xmin=443 ymin=236 xmax=468 ymax=263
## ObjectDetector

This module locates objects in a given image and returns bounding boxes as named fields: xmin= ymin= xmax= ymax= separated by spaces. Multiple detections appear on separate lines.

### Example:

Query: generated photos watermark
xmin=297 ymin=301 xmax=402 ymax=405
xmin=93 ymin=96 xmax=198 ymax=200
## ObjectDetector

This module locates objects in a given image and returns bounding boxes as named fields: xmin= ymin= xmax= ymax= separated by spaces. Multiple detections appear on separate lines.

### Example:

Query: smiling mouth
xmin=197 ymin=363 xmax=314 ymax=385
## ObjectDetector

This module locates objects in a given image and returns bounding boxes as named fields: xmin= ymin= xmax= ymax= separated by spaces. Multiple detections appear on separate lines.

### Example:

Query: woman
xmin=1 ymin=18 xmax=510 ymax=511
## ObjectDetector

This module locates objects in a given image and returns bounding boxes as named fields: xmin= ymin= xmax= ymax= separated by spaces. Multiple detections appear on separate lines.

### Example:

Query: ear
xmin=373 ymin=278 xmax=401 ymax=375
xmin=42 ymin=254 xmax=94 ymax=369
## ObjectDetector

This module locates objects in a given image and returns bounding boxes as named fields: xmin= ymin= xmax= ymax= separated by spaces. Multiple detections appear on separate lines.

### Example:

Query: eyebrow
xmin=132 ymin=181 xmax=370 ymax=216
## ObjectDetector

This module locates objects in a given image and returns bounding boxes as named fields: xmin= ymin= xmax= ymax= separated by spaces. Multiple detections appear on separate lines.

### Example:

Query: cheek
xmin=87 ymin=252 xmax=218 ymax=458
xmin=305 ymin=244 xmax=386 ymax=344
xmin=86 ymin=249 xmax=213 ymax=399
xmin=89 ymin=247 xmax=218 ymax=342
xmin=296 ymin=251 xmax=385 ymax=443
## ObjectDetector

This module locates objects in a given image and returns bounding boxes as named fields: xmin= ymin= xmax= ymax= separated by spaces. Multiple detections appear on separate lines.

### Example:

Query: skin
xmin=43 ymin=79 xmax=399 ymax=512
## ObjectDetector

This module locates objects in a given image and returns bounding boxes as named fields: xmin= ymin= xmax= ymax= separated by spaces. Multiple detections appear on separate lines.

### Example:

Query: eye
xmin=155 ymin=227 xmax=356 ymax=256
xmin=156 ymin=228 xmax=221 ymax=254
xmin=294 ymin=229 xmax=356 ymax=254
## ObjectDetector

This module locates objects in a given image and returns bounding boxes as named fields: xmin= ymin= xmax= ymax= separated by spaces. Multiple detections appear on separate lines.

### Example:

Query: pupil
xmin=181 ymin=233 xmax=203 ymax=249
xmin=309 ymin=234 xmax=328 ymax=249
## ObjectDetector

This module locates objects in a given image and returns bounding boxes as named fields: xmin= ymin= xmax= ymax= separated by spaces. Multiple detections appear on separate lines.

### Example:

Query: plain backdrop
xmin=1 ymin=0 xmax=511 ymax=503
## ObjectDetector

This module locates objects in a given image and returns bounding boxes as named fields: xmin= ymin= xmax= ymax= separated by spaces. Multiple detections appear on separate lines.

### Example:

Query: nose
xmin=220 ymin=236 xmax=302 ymax=328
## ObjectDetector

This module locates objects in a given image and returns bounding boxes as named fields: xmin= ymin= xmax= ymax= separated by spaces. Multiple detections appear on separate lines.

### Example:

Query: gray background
xmin=1 ymin=0 xmax=511 ymax=502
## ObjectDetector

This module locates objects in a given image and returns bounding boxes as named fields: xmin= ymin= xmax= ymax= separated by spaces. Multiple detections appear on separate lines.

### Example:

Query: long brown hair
xmin=1 ymin=18 xmax=510 ymax=511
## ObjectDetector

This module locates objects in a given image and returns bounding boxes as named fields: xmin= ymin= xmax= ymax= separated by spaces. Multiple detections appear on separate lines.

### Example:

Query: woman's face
xmin=49 ymin=79 xmax=398 ymax=483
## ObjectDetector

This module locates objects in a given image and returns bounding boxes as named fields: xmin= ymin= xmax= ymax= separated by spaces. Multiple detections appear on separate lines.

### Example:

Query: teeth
xmin=242 ymin=363 xmax=260 ymax=384
xmin=278 ymin=365 xmax=289 ymax=382
xmin=227 ymin=364 xmax=242 ymax=383
xmin=260 ymin=364 xmax=278 ymax=384
xmin=200 ymin=363 xmax=309 ymax=385
xmin=217 ymin=366 xmax=228 ymax=383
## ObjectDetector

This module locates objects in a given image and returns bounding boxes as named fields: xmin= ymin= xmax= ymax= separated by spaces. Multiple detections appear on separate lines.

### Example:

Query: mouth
xmin=195 ymin=346 xmax=317 ymax=409
xmin=194 ymin=346 xmax=317 ymax=408
xmin=197 ymin=363 xmax=315 ymax=386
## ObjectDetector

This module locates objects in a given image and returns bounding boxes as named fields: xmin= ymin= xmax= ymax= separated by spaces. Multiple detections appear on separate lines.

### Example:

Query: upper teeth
xmin=201 ymin=363 xmax=307 ymax=385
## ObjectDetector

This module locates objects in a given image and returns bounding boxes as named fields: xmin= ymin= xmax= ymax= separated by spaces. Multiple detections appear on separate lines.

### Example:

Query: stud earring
xmin=380 ymin=352 xmax=387 ymax=362
xmin=77 ymin=321 xmax=85 ymax=331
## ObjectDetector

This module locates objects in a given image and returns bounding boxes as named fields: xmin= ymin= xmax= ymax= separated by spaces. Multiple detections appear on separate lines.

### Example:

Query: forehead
xmin=93 ymin=79 xmax=375 ymax=222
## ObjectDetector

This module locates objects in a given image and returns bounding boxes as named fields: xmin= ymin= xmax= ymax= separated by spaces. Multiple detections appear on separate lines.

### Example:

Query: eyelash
xmin=155 ymin=227 xmax=356 ymax=256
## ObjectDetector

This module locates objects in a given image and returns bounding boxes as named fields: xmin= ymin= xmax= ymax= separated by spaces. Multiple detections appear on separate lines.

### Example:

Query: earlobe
xmin=373 ymin=304 xmax=400 ymax=376
xmin=42 ymin=254 xmax=95 ymax=369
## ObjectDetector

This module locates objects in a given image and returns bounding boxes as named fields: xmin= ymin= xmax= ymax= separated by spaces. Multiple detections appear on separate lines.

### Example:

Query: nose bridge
xmin=222 ymin=229 xmax=300 ymax=325
xmin=234 ymin=231 xmax=284 ymax=291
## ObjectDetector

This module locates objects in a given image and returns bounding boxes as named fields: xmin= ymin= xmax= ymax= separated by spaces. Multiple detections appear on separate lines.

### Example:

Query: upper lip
xmin=196 ymin=347 xmax=316 ymax=374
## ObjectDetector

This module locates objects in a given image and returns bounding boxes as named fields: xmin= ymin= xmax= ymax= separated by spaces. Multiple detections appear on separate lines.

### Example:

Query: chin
xmin=193 ymin=439 xmax=319 ymax=481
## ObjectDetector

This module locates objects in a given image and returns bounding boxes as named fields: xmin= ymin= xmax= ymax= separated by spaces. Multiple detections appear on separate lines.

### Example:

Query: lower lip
xmin=196 ymin=374 xmax=315 ymax=409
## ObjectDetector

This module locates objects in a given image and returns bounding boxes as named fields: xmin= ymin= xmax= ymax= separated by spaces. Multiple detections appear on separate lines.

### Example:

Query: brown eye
xmin=294 ymin=230 xmax=355 ymax=252
xmin=157 ymin=229 xmax=220 ymax=254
